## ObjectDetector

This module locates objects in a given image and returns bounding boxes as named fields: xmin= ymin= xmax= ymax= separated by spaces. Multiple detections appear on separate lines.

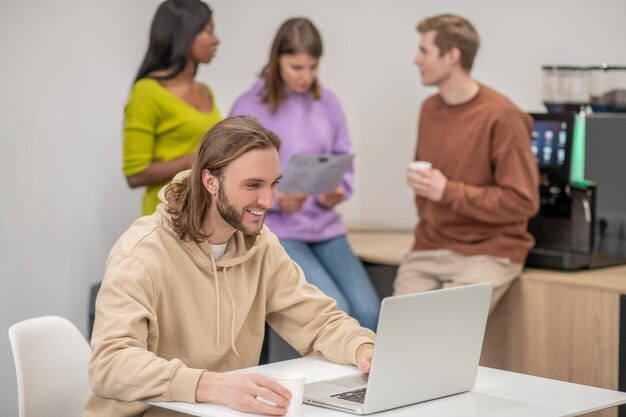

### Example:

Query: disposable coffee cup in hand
xmin=273 ymin=371 xmax=306 ymax=416
xmin=408 ymin=160 xmax=432 ymax=171
xmin=408 ymin=161 xmax=432 ymax=179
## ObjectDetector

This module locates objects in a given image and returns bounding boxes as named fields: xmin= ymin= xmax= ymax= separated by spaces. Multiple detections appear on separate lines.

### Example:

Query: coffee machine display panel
xmin=530 ymin=112 xmax=574 ymax=185
xmin=526 ymin=112 xmax=626 ymax=270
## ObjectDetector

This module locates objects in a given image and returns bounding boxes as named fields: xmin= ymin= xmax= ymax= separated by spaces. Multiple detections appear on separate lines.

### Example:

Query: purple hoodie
xmin=229 ymin=79 xmax=353 ymax=242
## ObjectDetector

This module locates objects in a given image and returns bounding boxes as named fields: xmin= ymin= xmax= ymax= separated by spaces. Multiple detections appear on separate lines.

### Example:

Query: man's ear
xmin=448 ymin=47 xmax=462 ymax=67
xmin=202 ymin=169 xmax=219 ymax=196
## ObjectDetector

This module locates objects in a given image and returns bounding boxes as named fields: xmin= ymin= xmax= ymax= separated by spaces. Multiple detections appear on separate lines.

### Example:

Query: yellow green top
xmin=123 ymin=78 xmax=221 ymax=215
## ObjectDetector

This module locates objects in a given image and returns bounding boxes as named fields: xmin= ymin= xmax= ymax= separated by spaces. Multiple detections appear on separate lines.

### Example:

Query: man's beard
xmin=215 ymin=185 xmax=263 ymax=236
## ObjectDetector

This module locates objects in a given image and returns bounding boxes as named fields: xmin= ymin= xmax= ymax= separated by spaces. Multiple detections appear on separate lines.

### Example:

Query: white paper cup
xmin=408 ymin=160 xmax=432 ymax=171
xmin=408 ymin=161 xmax=432 ymax=180
xmin=273 ymin=371 xmax=306 ymax=416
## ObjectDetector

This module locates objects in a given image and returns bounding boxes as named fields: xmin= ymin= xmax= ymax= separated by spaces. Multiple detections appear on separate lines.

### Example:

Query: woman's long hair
xmin=260 ymin=18 xmax=323 ymax=113
xmin=135 ymin=0 xmax=212 ymax=81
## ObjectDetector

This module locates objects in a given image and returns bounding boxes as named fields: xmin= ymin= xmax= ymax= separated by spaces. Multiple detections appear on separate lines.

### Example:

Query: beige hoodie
xmin=84 ymin=201 xmax=375 ymax=417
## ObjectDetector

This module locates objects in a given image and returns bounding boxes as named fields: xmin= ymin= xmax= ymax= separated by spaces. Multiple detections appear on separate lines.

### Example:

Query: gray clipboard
xmin=278 ymin=154 xmax=354 ymax=195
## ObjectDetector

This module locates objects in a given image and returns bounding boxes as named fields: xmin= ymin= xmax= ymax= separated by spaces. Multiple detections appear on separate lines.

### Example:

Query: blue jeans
xmin=280 ymin=236 xmax=380 ymax=331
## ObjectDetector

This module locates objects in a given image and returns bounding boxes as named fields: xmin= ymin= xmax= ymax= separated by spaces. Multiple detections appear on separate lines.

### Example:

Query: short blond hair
xmin=417 ymin=14 xmax=480 ymax=71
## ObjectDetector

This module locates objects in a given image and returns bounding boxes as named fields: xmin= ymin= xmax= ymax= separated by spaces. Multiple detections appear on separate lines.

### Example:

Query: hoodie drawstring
xmin=223 ymin=268 xmax=240 ymax=357
xmin=209 ymin=252 xmax=239 ymax=356
xmin=210 ymin=254 xmax=221 ymax=353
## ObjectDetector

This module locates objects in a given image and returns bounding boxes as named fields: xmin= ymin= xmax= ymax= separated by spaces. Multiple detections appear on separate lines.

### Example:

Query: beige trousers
xmin=393 ymin=249 xmax=523 ymax=313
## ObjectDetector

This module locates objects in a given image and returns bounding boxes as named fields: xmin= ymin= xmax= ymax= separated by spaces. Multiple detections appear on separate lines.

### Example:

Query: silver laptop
xmin=303 ymin=283 xmax=492 ymax=414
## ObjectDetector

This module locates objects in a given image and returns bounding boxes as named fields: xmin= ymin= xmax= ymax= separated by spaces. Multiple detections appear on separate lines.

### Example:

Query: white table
xmin=150 ymin=357 xmax=626 ymax=417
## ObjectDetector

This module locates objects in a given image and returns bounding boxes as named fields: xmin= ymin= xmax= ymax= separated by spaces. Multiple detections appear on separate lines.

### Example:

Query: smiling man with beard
xmin=85 ymin=116 xmax=376 ymax=417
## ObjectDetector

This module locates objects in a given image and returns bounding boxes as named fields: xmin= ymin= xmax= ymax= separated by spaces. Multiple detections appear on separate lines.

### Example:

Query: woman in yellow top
xmin=123 ymin=0 xmax=221 ymax=215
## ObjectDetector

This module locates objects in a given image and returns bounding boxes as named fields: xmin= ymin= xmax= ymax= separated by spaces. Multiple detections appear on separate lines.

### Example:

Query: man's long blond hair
xmin=165 ymin=116 xmax=281 ymax=242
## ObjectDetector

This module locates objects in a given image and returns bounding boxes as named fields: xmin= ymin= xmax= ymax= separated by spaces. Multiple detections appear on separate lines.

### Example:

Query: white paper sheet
xmin=278 ymin=154 xmax=354 ymax=195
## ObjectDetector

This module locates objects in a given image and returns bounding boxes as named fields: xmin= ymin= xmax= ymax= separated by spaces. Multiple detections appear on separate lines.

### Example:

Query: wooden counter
xmin=347 ymin=228 xmax=626 ymax=417
xmin=347 ymin=227 xmax=413 ymax=266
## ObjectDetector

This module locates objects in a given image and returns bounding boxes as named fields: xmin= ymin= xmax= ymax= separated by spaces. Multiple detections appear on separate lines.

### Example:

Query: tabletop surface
xmin=149 ymin=356 xmax=626 ymax=417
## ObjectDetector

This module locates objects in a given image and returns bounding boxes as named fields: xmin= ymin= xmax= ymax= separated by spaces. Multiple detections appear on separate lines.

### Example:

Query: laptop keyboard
xmin=331 ymin=387 xmax=367 ymax=403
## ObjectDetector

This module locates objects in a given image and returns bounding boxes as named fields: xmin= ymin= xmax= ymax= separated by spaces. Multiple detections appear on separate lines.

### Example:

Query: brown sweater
xmin=84 ymin=205 xmax=375 ymax=417
xmin=413 ymin=85 xmax=540 ymax=262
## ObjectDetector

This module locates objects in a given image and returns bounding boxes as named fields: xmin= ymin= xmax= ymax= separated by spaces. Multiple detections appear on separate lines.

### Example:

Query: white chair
xmin=8 ymin=316 xmax=92 ymax=417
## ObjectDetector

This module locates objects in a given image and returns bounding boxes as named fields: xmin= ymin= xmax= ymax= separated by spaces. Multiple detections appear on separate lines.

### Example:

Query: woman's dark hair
xmin=135 ymin=0 xmax=212 ymax=81
xmin=260 ymin=18 xmax=323 ymax=113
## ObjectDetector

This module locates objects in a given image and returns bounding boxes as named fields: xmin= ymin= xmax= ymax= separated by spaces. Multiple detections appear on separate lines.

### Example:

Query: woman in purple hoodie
xmin=229 ymin=18 xmax=379 ymax=330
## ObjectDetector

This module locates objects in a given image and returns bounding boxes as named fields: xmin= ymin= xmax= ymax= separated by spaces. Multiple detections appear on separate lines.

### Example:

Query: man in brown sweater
xmin=393 ymin=14 xmax=540 ymax=312
xmin=85 ymin=116 xmax=375 ymax=417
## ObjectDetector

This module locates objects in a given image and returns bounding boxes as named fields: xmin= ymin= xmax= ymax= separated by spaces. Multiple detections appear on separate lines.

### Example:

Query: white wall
xmin=1 ymin=1 xmax=626 ymax=415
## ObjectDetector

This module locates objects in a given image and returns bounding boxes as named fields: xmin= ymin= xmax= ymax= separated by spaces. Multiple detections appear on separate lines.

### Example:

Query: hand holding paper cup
xmin=273 ymin=371 xmax=306 ymax=416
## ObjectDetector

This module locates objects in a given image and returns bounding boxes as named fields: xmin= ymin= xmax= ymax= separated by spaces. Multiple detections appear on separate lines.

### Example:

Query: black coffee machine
xmin=526 ymin=113 xmax=626 ymax=270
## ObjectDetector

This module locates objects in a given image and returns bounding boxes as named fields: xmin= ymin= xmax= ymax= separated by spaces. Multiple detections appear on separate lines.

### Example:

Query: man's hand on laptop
xmin=356 ymin=343 xmax=375 ymax=373
xmin=195 ymin=371 xmax=291 ymax=415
